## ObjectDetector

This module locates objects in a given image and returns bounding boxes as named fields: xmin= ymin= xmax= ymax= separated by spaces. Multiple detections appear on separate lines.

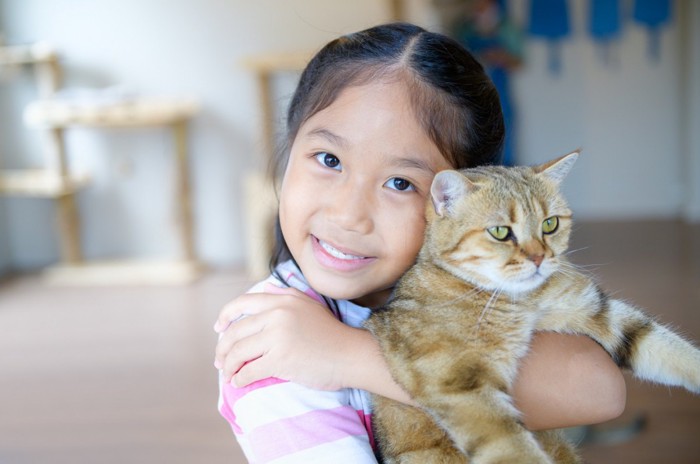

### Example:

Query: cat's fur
xmin=365 ymin=152 xmax=700 ymax=464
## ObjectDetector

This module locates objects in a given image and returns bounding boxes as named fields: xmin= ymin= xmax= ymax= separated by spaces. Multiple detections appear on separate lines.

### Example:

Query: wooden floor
xmin=0 ymin=220 xmax=698 ymax=464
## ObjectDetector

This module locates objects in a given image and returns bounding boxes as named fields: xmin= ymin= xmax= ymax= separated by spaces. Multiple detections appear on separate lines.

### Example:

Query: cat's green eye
xmin=542 ymin=216 xmax=559 ymax=234
xmin=487 ymin=226 xmax=511 ymax=241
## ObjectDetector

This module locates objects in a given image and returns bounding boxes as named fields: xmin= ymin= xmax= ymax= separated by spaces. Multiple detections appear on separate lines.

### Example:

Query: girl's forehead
xmin=299 ymin=80 xmax=443 ymax=158
xmin=318 ymin=80 xmax=414 ymax=119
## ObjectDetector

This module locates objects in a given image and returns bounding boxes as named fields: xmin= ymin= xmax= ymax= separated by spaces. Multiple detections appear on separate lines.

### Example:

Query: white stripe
xmin=347 ymin=387 xmax=373 ymax=415
xmin=233 ymin=434 xmax=254 ymax=461
xmin=337 ymin=299 xmax=372 ymax=328
xmin=233 ymin=382 xmax=353 ymax=431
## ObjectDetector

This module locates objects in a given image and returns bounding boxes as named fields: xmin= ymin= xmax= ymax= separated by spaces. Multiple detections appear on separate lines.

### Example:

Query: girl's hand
xmin=214 ymin=284 xmax=357 ymax=391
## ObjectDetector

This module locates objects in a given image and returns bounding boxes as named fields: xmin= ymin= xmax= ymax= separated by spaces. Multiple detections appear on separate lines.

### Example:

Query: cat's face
xmin=425 ymin=152 xmax=578 ymax=295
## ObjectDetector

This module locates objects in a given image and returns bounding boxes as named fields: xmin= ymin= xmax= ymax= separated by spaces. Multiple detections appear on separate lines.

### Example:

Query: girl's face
xmin=279 ymin=80 xmax=451 ymax=308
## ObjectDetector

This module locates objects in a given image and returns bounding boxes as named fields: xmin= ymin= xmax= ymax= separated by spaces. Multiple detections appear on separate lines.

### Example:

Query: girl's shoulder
xmin=245 ymin=260 xmax=307 ymax=294
xmin=257 ymin=260 xmax=372 ymax=328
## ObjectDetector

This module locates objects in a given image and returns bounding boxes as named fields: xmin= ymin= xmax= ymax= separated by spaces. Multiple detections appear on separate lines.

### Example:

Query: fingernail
xmin=214 ymin=359 xmax=222 ymax=369
xmin=213 ymin=321 xmax=221 ymax=332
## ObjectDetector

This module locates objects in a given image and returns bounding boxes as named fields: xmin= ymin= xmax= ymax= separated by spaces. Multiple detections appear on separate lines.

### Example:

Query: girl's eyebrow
xmin=391 ymin=156 xmax=438 ymax=176
xmin=307 ymin=127 xmax=349 ymax=150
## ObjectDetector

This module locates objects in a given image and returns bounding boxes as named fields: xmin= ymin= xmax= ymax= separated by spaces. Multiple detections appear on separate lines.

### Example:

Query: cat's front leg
xmin=412 ymin=352 xmax=556 ymax=464
xmin=372 ymin=395 xmax=468 ymax=463
xmin=421 ymin=386 xmax=554 ymax=464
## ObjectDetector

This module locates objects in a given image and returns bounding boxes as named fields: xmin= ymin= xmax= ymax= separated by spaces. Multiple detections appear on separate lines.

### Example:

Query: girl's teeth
xmin=319 ymin=240 xmax=363 ymax=260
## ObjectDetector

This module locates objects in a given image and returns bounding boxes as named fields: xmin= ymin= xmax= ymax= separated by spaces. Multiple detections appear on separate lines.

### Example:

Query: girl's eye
xmin=384 ymin=177 xmax=415 ymax=192
xmin=314 ymin=152 xmax=341 ymax=170
xmin=487 ymin=226 xmax=511 ymax=241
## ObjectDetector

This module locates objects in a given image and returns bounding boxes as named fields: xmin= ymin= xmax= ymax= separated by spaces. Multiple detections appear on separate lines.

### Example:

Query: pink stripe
xmin=357 ymin=411 xmax=375 ymax=450
xmin=220 ymin=377 xmax=288 ymax=433
xmin=249 ymin=406 xmax=369 ymax=462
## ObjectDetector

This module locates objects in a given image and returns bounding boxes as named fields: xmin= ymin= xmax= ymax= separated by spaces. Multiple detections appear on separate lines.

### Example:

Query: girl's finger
xmin=214 ymin=292 xmax=277 ymax=332
xmin=232 ymin=355 xmax=275 ymax=388
xmin=214 ymin=314 xmax=265 ymax=366
xmin=222 ymin=333 xmax=270 ymax=383
xmin=214 ymin=284 xmax=311 ymax=333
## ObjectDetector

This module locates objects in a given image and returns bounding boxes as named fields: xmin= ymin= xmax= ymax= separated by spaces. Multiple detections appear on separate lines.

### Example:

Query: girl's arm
xmin=339 ymin=327 xmax=626 ymax=430
xmin=512 ymin=331 xmax=627 ymax=430
xmin=215 ymin=287 xmax=626 ymax=430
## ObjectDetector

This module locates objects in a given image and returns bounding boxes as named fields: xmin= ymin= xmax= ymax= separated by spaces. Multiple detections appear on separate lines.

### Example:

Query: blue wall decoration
xmin=528 ymin=0 xmax=570 ymax=74
xmin=633 ymin=0 xmax=672 ymax=61
xmin=589 ymin=0 xmax=622 ymax=65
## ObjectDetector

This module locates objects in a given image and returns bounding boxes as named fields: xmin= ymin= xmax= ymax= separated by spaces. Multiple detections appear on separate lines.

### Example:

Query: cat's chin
xmin=501 ymin=274 xmax=549 ymax=296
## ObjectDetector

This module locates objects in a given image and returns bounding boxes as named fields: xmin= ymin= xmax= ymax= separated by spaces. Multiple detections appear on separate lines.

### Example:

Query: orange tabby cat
xmin=366 ymin=151 xmax=700 ymax=463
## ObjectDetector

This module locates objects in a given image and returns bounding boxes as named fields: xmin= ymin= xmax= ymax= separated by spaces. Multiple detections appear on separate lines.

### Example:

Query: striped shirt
xmin=218 ymin=260 xmax=378 ymax=463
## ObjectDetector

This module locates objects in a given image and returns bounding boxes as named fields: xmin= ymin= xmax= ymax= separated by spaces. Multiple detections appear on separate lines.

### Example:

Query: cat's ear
xmin=535 ymin=150 xmax=580 ymax=185
xmin=430 ymin=170 xmax=473 ymax=217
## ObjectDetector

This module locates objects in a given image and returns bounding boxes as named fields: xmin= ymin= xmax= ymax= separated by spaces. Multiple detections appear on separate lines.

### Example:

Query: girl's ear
xmin=536 ymin=150 xmax=580 ymax=185
xmin=430 ymin=170 xmax=473 ymax=217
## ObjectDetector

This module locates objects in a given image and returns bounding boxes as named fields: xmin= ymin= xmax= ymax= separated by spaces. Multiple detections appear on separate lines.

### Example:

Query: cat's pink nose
xmin=529 ymin=254 xmax=544 ymax=267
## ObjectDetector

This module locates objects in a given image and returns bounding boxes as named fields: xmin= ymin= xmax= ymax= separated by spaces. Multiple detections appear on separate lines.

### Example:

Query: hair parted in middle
xmin=270 ymin=22 xmax=505 ymax=270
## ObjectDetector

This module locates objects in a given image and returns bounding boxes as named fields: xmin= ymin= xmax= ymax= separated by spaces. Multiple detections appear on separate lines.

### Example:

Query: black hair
xmin=270 ymin=22 xmax=504 ymax=271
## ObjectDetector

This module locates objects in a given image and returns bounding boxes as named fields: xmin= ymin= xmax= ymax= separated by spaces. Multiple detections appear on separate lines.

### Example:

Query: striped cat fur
xmin=366 ymin=152 xmax=700 ymax=463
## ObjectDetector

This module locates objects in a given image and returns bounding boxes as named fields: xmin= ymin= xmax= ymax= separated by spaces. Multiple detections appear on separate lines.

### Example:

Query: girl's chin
xmin=302 ymin=269 xmax=388 ymax=306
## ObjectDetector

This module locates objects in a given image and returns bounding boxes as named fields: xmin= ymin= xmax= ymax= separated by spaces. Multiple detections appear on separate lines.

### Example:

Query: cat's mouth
xmin=503 ymin=269 xmax=549 ymax=293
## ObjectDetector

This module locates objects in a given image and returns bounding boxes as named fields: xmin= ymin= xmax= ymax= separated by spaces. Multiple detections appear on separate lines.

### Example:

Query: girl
xmin=214 ymin=23 xmax=625 ymax=463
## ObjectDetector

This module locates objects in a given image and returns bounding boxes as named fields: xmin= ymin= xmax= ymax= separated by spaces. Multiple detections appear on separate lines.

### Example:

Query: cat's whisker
xmin=562 ymin=249 xmax=611 ymax=270
xmin=475 ymin=287 xmax=502 ymax=334
xmin=555 ymin=264 xmax=583 ymax=277
xmin=431 ymin=285 xmax=488 ymax=309
xmin=556 ymin=261 xmax=596 ymax=279
xmin=563 ymin=246 xmax=590 ymax=256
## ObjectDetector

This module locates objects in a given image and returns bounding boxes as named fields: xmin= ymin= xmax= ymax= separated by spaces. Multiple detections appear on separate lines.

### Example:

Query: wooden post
xmin=44 ymin=127 xmax=83 ymax=264
xmin=43 ymin=127 xmax=68 ymax=176
xmin=257 ymin=71 xmax=275 ymax=168
xmin=389 ymin=0 xmax=404 ymax=21
xmin=55 ymin=192 xmax=82 ymax=263
xmin=34 ymin=55 xmax=61 ymax=98
xmin=173 ymin=119 xmax=195 ymax=262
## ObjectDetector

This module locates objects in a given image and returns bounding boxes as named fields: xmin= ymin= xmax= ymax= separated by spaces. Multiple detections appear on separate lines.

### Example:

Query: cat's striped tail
xmin=541 ymin=281 xmax=700 ymax=395
xmin=600 ymin=296 xmax=700 ymax=394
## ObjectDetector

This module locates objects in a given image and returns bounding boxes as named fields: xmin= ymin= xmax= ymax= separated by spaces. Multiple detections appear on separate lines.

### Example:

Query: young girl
xmin=214 ymin=23 xmax=625 ymax=463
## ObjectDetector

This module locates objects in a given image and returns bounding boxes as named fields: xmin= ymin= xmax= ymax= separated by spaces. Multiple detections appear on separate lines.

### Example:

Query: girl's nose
xmin=324 ymin=181 xmax=374 ymax=235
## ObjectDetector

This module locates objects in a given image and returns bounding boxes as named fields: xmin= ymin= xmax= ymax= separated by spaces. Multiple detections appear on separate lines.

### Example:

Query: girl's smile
xmin=279 ymin=79 xmax=451 ymax=308
xmin=311 ymin=235 xmax=376 ymax=272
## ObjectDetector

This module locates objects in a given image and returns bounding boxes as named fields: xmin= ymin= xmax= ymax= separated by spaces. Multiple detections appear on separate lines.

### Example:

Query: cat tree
xmin=0 ymin=42 xmax=202 ymax=285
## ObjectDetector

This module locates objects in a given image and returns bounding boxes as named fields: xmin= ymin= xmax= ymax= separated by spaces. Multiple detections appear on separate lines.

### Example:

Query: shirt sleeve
xmin=216 ymin=271 xmax=377 ymax=463
xmin=219 ymin=378 xmax=377 ymax=463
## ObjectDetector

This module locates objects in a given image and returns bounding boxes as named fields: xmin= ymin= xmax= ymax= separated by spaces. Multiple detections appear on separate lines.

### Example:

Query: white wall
xmin=511 ymin=0 xmax=690 ymax=220
xmin=0 ymin=0 xmax=697 ymax=272
xmin=0 ymin=0 xmax=394 ymax=270
xmin=0 ymin=199 xmax=9 ymax=276
xmin=682 ymin=0 xmax=700 ymax=221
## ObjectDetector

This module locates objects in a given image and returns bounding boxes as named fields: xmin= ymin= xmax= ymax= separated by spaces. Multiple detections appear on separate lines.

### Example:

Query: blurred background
xmin=0 ymin=0 xmax=698 ymax=463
